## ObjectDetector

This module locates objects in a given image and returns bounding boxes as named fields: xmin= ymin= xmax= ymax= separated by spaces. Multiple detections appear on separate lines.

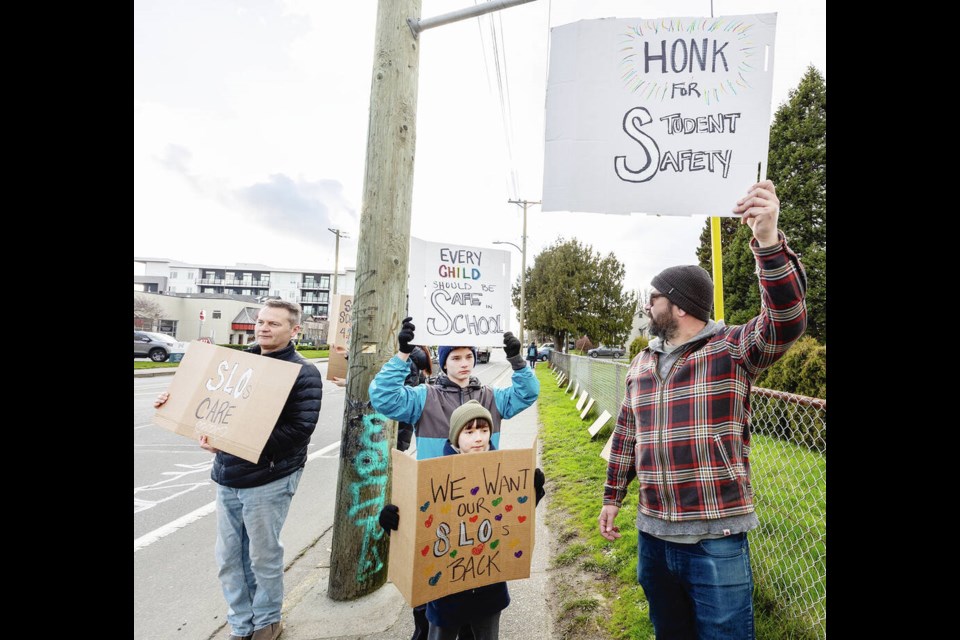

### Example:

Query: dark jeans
xmin=637 ymin=531 xmax=754 ymax=640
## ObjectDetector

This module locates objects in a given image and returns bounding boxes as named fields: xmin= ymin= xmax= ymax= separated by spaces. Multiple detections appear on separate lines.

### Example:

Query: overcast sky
xmin=134 ymin=0 xmax=825 ymax=297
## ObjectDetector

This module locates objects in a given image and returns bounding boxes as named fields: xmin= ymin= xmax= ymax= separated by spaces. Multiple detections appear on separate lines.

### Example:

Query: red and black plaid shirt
xmin=603 ymin=233 xmax=807 ymax=521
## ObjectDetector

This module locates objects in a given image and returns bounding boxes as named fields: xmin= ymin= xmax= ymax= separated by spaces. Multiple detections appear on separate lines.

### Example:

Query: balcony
xmin=198 ymin=278 xmax=224 ymax=285
xmin=224 ymin=279 xmax=269 ymax=288
xmin=299 ymin=296 xmax=330 ymax=304
xmin=300 ymin=281 xmax=330 ymax=290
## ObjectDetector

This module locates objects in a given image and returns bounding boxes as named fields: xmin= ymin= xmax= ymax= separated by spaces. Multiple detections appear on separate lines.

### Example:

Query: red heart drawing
xmin=472 ymin=543 xmax=485 ymax=555
xmin=421 ymin=545 xmax=430 ymax=556
xmin=505 ymin=505 xmax=513 ymax=512
xmin=425 ymin=514 xmax=434 ymax=527
xmin=469 ymin=515 xmax=479 ymax=523
xmin=518 ymin=516 xmax=527 ymax=523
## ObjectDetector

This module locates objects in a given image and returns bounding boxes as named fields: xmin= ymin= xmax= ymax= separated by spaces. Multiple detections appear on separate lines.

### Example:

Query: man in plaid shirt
xmin=598 ymin=180 xmax=807 ymax=639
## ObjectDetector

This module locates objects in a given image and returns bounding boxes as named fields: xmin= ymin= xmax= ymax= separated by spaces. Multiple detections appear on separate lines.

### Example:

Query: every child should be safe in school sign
xmin=387 ymin=444 xmax=538 ymax=607
xmin=407 ymin=237 xmax=512 ymax=347
xmin=542 ymin=14 xmax=777 ymax=216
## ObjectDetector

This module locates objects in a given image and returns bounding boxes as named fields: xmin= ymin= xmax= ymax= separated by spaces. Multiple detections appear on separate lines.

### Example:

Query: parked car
xmin=134 ymin=331 xmax=183 ymax=362
xmin=476 ymin=346 xmax=491 ymax=364
xmin=587 ymin=345 xmax=625 ymax=358
xmin=537 ymin=345 xmax=554 ymax=361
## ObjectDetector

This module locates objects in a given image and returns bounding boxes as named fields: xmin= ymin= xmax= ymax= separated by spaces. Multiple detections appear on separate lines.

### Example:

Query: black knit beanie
xmin=651 ymin=265 xmax=714 ymax=322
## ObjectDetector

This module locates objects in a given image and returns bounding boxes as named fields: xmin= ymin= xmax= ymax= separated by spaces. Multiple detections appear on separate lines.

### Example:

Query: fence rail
xmin=549 ymin=352 xmax=826 ymax=638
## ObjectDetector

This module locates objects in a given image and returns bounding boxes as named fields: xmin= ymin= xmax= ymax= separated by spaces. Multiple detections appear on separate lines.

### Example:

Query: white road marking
xmin=135 ymin=442 xmax=339 ymax=552
xmin=134 ymin=501 xmax=217 ymax=552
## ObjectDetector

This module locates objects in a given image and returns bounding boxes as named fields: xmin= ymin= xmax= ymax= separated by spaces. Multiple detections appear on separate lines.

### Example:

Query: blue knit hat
xmin=438 ymin=346 xmax=478 ymax=372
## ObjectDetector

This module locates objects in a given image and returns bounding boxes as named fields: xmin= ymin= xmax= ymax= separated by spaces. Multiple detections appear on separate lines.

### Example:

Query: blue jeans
xmin=637 ymin=531 xmax=754 ymax=640
xmin=215 ymin=469 xmax=303 ymax=636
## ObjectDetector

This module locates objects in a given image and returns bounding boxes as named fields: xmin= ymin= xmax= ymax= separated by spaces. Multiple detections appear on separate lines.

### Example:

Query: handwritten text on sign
xmin=152 ymin=342 xmax=300 ymax=463
xmin=542 ymin=14 xmax=777 ymax=216
xmin=387 ymin=446 xmax=537 ymax=607
xmin=408 ymin=238 xmax=512 ymax=347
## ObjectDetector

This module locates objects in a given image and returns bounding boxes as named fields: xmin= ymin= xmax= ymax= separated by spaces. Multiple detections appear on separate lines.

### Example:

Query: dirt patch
xmin=544 ymin=507 xmax=617 ymax=640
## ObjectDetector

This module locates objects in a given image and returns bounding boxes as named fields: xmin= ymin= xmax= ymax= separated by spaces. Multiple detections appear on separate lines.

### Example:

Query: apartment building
xmin=134 ymin=257 xmax=355 ymax=319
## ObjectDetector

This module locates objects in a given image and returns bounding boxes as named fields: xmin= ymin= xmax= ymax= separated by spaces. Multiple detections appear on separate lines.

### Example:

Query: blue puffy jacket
xmin=368 ymin=354 xmax=539 ymax=460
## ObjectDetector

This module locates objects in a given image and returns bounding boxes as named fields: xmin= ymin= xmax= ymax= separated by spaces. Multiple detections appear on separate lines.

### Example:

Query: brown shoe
xmin=251 ymin=622 xmax=283 ymax=640
xmin=228 ymin=635 xmax=252 ymax=640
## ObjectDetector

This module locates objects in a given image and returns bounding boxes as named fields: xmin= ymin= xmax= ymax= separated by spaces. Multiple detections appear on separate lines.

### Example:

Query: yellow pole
xmin=710 ymin=217 xmax=724 ymax=321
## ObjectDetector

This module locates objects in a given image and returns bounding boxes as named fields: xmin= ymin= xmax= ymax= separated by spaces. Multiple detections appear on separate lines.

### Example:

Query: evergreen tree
xmin=696 ymin=66 xmax=826 ymax=342
xmin=513 ymin=238 xmax=636 ymax=348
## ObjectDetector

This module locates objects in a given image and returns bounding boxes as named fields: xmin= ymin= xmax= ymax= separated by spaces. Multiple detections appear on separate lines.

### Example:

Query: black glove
xmin=398 ymin=317 xmax=416 ymax=354
xmin=503 ymin=332 xmax=521 ymax=358
xmin=534 ymin=468 xmax=545 ymax=505
xmin=379 ymin=504 xmax=400 ymax=533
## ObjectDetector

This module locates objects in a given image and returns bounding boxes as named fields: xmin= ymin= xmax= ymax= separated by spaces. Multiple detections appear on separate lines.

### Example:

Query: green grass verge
xmin=134 ymin=361 xmax=179 ymax=369
xmin=535 ymin=366 xmax=825 ymax=639
xmin=298 ymin=349 xmax=329 ymax=359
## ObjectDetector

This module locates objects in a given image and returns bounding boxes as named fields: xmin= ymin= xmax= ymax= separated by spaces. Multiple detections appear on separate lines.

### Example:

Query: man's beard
xmin=648 ymin=308 xmax=678 ymax=342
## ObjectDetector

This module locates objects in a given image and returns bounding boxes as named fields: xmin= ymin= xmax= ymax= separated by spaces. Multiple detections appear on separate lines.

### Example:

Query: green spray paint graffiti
xmin=347 ymin=412 xmax=390 ymax=582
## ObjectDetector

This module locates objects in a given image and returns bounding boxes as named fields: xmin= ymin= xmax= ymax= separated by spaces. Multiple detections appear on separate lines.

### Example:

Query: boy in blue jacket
xmin=379 ymin=400 xmax=545 ymax=640
xmin=369 ymin=317 xmax=540 ymax=639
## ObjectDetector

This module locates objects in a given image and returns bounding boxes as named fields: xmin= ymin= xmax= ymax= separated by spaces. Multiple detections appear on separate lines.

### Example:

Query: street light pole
xmin=506 ymin=199 xmax=540 ymax=341
xmin=328 ymin=228 xmax=349 ymax=296
xmin=493 ymin=239 xmax=525 ymax=341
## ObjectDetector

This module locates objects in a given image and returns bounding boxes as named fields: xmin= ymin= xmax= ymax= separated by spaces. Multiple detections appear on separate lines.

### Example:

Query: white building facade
xmin=134 ymin=257 xmax=356 ymax=320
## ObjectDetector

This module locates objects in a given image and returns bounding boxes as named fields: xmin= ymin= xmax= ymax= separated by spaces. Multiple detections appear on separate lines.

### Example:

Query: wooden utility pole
xmin=327 ymin=0 xmax=422 ymax=601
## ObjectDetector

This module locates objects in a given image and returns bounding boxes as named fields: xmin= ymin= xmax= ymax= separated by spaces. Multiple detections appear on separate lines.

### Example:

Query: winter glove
xmin=398 ymin=317 xmax=416 ymax=354
xmin=534 ymin=468 xmax=545 ymax=505
xmin=379 ymin=504 xmax=400 ymax=533
xmin=503 ymin=332 xmax=521 ymax=358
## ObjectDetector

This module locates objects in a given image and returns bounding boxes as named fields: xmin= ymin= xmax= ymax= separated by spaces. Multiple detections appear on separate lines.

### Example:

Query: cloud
xmin=230 ymin=174 xmax=358 ymax=244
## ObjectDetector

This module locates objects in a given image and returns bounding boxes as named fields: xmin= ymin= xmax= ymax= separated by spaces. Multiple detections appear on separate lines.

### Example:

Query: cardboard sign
xmin=326 ymin=348 xmax=348 ymax=382
xmin=408 ymin=238 xmax=512 ymax=347
xmin=329 ymin=294 xmax=354 ymax=348
xmin=326 ymin=294 xmax=353 ymax=382
xmin=387 ymin=443 xmax=538 ymax=608
xmin=543 ymin=14 xmax=777 ymax=216
xmin=153 ymin=341 xmax=302 ymax=463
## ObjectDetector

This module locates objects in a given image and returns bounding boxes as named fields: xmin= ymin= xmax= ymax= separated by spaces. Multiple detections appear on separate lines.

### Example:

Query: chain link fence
xmin=549 ymin=352 xmax=826 ymax=638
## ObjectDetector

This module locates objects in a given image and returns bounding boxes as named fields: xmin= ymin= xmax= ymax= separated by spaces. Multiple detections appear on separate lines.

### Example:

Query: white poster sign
xmin=408 ymin=238 xmax=512 ymax=347
xmin=543 ymin=14 xmax=777 ymax=216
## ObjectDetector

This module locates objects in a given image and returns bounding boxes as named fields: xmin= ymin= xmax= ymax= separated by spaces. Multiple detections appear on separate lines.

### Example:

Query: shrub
xmin=755 ymin=336 xmax=826 ymax=399
xmin=628 ymin=335 xmax=649 ymax=360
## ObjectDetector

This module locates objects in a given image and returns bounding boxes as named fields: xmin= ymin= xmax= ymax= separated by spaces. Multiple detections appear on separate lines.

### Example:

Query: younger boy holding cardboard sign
xmin=379 ymin=400 xmax=545 ymax=640
xmin=370 ymin=317 xmax=539 ymax=639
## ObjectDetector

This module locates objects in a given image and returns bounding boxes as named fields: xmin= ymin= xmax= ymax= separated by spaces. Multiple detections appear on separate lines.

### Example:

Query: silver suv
xmin=134 ymin=331 xmax=181 ymax=362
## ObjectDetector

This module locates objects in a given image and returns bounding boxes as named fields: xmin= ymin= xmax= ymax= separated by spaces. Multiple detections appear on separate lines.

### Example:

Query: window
xmin=319 ymin=275 xmax=330 ymax=289
xmin=273 ymin=290 xmax=280 ymax=296
xmin=243 ymin=290 xmax=252 ymax=296
xmin=187 ymin=272 xmax=195 ymax=279
xmin=225 ymin=272 xmax=235 ymax=281
xmin=243 ymin=272 xmax=252 ymax=282
xmin=187 ymin=287 xmax=193 ymax=293
xmin=170 ymin=271 xmax=178 ymax=279
xmin=168 ymin=286 xmax=176 ymax=293
xmin=212 ymin=310 xmax=222 ymax=319
xmin=205 ymin=271 xmax=216 ymax=278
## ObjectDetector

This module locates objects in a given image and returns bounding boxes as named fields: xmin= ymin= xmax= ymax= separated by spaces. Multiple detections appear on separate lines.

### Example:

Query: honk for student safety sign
xmin=152 ymin=341 xmax=302 ymax=463
xmin=387 ymin=444 xmax=537 ymax=608
xmin=542 ymin=14 xmax=777 ymax=216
